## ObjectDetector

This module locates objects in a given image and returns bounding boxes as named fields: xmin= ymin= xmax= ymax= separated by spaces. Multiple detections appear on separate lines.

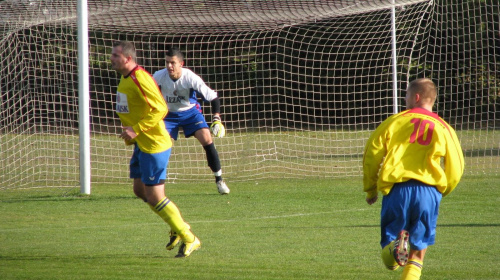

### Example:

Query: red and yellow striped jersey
xmin=115 ymin=66 xmax=172 ymax=154
xmin=363 ymin=108 xmax=464 ymax=199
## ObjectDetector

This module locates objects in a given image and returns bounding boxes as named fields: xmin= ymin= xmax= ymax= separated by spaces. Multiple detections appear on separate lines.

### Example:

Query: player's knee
xmin=132 ymin=179 xmax=147 ymax=201
xmin=134 ymin=190 xmax=147 ymax=202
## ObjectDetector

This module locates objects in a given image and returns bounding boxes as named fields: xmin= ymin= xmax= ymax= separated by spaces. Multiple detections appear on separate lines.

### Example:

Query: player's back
xmin=376 ymin=107 xmax=460 ymax=192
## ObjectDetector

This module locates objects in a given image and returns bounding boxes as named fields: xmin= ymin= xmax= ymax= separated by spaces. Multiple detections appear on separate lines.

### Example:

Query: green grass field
xmin=1 ymin=176 xmax=499 ymax=280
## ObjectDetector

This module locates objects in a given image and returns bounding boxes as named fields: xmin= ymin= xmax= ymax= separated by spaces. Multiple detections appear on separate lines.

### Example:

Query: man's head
xmin=405 ymin=78 xmax=437 ymax=111
xmin=110 ymin=41 xmax=137 ymax=75
xmin=165 ymin=47 xmax=184 ymax=80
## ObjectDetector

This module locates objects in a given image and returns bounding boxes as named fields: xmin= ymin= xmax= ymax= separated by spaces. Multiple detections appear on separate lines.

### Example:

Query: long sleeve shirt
xmin=363 ymin=107 xmax=464 ymax=199
xmin=115 ymin=66 xmax=172 ymax=154
xmin=153 ymin=68 xmax=218 ymax=113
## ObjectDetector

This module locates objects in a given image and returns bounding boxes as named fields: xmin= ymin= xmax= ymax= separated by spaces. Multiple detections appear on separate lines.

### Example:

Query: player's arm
xmin=362 ymin=119 xmax=391 ymax=200
xmin=209 ymin=97 xmax=226 ymax=138
xmin=210 ymin=97 xmax=221 ymax=116
xmin=132 ymin=71 xmax=168 ymax=135
xmin=190 ymin=73 xmax=218 ymax=102
xmin=210 ymin=97 xmax=222 ymax=127
xmin=442 ymin=126 xmax=465 ymax=196
xmin=190 ymin=74 xmax=226 ymax=138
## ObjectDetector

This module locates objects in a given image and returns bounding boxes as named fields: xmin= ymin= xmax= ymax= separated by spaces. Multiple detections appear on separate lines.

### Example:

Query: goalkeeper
xmin=153 ymin=47 xmax=230 ymax=195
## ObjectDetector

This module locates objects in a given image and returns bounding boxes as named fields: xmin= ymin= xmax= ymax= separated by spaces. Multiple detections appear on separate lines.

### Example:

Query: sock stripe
xmin=407 ymin=260 xmax=423 ymax=269
xmin=155 ymin=198 xmax=170 ymax=212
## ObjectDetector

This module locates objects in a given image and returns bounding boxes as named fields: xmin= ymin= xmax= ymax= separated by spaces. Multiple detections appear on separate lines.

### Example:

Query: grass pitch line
xmin=190 ymin=208 xmax=370 ymax=224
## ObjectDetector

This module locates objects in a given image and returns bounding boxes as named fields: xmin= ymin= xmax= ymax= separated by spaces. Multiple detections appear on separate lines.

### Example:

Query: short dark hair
xmin=407 ymin=78 xmax=437 ymax=102
xmin=165 ymin=47 xmax=184 ymax=61
xmin=113 ymin=41 xmax=136 ymax=61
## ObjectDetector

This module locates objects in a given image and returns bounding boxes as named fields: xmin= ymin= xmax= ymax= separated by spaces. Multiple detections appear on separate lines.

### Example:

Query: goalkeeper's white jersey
xmin=153 ymin=68 xmax=218 ymax=113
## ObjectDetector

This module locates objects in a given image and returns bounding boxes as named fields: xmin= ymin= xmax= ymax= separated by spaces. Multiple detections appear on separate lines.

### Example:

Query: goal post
xmin=77 ymin=0 xmax=91 ymax=194
xmin=0 ymin=0 xmax=498 ymax=191
xmin=391 ymin=2 xmax=399 ymax=114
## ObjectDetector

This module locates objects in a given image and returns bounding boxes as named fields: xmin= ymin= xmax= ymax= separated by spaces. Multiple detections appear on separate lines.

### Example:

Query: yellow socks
xmin=381 ymin=241 xmax=399 ymax=270
xmin=400 ymin=259 xmax=423 ymax=280
xmin=151 ymin=197 xmax=195 ymax=242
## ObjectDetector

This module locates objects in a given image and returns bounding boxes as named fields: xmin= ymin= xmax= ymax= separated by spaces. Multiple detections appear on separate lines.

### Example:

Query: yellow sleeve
xmin=131 ymin=70 xmax=168 ymax=135
xmin=442 ymin=126 xmax=465 ymax=196
xmin=362 ymin=115 xmax=395 ymax=198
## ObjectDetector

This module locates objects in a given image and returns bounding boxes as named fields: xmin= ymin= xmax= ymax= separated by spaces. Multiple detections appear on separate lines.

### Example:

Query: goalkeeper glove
xmin=210 ymin=115 xmax=226 ymax=138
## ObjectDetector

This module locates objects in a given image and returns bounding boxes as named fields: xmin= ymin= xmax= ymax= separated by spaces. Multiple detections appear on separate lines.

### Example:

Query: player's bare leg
xmin=133 ymin=178 xmax=148 ymax=202
xmin=401 ymin=249 xmax=425 ymax=280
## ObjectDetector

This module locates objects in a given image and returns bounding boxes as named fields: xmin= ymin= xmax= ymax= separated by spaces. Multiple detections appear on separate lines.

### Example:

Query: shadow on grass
xmin=262 ymin=223 xmax=500 ymax=229
xmin=345 ymin=223 xmax=500 ymax=228
xmin=344 ymin=223 xmax=500 ymax=228
xmin=0 ymin=253 xmax=166 ymax=261
xmin=439 ymin=223 xmax=500 ymax=227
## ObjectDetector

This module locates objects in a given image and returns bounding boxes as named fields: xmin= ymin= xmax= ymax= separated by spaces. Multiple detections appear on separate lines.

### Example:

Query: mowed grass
xmin=1 ymin=176 xmax=499 ymax=280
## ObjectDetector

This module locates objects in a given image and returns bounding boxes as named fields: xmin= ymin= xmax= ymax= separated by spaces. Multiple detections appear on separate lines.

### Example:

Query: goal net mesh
xmin=0 ymin=0 xmax=498 ymax=189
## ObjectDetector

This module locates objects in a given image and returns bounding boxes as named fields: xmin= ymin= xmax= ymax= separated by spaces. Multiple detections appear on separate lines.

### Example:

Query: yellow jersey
xmin=115 ymin=66 xmax=172 ymax=154
xmin=363 ymin=108 xmax=464 ymax=199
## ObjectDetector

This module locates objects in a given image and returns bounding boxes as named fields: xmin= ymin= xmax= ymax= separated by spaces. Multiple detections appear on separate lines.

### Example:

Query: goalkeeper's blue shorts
xmin=164 ymin=106 xmax=208 ymax=140
xmin=129 ymin=144 xmax=171 ymax=185
xmin=380 ymin=179 xmax=442 ymax=251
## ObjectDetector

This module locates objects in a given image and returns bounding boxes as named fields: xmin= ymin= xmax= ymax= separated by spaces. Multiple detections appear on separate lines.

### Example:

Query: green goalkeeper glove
xmin=210 ymin=115 xmax=226 ymax=138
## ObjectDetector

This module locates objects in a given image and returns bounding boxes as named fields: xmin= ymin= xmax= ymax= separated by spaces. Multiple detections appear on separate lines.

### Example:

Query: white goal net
xmin=0 ymin=0 xmax=498 ymax=189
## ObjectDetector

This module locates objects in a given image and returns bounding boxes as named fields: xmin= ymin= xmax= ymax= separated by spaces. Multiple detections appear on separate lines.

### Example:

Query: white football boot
xmin=216 ymin=180 xmax=230 ymax=195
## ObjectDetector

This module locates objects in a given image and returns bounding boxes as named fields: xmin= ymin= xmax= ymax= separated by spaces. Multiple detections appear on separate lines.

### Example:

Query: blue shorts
xmin=129 ymin=145 xmax=171 ymax=185
xmin=164 ymin=106 xmax=208 ymax=140
xmin=380 ymin=179 xmax=442 ymax=250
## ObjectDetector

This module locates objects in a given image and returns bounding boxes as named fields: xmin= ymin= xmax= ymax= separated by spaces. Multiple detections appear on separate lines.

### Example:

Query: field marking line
xmin=190 ymin=208 xmax=370 ymax=224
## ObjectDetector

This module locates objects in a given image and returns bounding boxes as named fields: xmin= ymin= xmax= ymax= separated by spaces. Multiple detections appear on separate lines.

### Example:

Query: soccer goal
xmin=0 ymin=0 xmax=498 ymax=190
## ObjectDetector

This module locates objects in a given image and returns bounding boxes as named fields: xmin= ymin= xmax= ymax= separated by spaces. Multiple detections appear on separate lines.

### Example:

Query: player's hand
xmin=120 ymin=126 xmax=137 ymax=141
xmin=366 ymin=195 xmax=378 ymax=205
xmin=210 ymin=115 xmax=226 ymax=138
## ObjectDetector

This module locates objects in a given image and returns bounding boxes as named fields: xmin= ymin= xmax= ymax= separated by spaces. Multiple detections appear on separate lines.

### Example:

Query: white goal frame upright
xmin=77 ymin=0 xmax=90 ymax=194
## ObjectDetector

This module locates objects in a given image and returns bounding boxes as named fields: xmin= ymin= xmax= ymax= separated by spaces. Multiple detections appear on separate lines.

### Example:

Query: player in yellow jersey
xmin=111 ymin=41 xmax=200 ymax=258
xmin=363 ymin=78 xmax=464 ymax=280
